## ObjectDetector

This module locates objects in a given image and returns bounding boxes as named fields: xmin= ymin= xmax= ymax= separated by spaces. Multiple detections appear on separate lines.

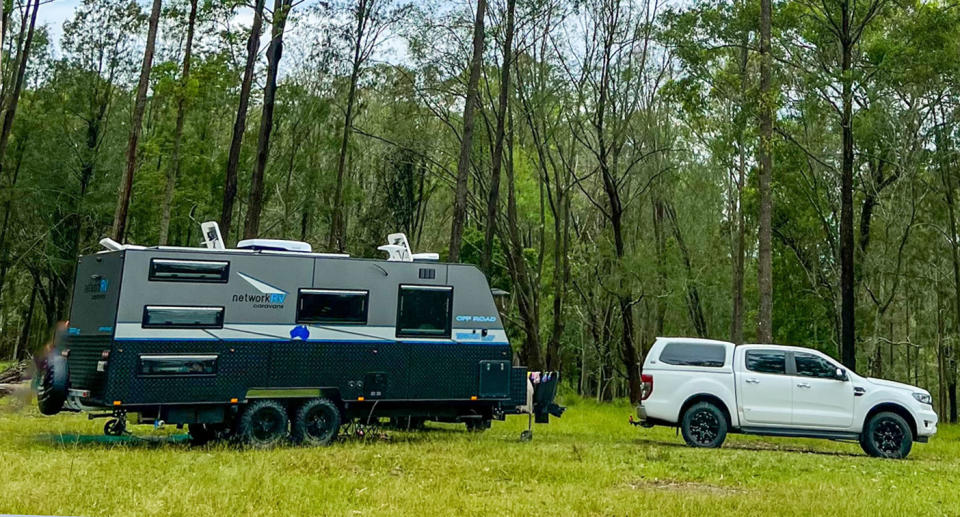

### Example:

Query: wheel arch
xmin=863 ymin=403 xmax=918 ymax=440
xmin=678 ymin=393 xmax=733 ymax=428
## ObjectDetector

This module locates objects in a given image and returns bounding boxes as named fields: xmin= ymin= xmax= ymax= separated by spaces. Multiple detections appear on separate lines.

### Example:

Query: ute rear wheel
xmin=861 ymin=412 xmax=913 ymax=459
xmin=291 ymin=398 xmax=341 ymax=446
xmin=237 ymin=400 xmax=288 ymax=448
xmin=680 ymin=402 xmax=728 ymax=448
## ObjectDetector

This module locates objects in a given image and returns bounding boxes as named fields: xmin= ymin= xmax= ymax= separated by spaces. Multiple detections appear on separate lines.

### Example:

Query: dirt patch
xmin=625 ymin=479 xmax=747 ymax=495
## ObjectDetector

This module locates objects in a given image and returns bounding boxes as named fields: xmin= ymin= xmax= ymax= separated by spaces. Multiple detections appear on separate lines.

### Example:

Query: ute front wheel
xmin=291 ymin=398 xmax=341 ymax=446
xmin=237 ymin=400 xmax=288 ymax=448
xmin=861 ymin=412 xmax=913 ymax=459
xmin=680 ymin=402 xmax=727 ymax=448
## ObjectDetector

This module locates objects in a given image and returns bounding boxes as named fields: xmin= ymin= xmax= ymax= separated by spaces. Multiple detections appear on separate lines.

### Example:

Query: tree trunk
xmin=0 ymin=0 xmax=38 ymax=174
xmin=13 ymin=283 xmax=36 ymax=360
xmin=502 ymin=114 xmax=543 ymax=370
xmin=448 ymin=0 xmax=486 ymax=262
xmin=839 ymin=7 xmax=856 ymax=370
xmin=159 ymin=0 xmax=198 ymax=246
xmin=943 ymin=143 xmax=960 ymax=423
xmin=221 ymin=0 xmax=266 ymax=243
xmin=664 ymin=200 xmax=708 ymax=337
xmin=112 ymin=0 xmax=162 ymax=242
xmin=328 ymin=1 xmax=366 ymax=253
xmin=731 ymin=26 xmax=748 ymax=345
xmin=756 ymin=0 xmax=774 ymax=343
xmin=480 ymin=0 xmax=515 ymax=275
xmin=244 ymin=0 xmax=292 ymax=240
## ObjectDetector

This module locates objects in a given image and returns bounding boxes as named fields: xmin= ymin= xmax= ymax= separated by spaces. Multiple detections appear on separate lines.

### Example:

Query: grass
xmin=0 ymin=392 xmax=957 ymax=517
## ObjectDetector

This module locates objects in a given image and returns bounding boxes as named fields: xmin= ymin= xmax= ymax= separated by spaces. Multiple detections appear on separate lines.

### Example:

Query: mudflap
xmin=532 ymin=372 xmax=564 ymax=424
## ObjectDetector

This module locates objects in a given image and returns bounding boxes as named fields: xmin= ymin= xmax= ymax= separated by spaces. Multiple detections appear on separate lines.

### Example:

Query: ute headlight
xmin=913 ymin=392 xmax=932 ymax=405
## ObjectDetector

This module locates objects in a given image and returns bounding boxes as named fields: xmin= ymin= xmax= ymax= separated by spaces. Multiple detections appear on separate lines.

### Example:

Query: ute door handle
xmin=745 ymin=378 xmax=760 ymax=384
xmin=797 ymin=382 xmax=811 ymax=389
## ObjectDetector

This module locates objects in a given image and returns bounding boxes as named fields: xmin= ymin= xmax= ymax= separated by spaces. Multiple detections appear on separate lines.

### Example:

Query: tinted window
xmin=142 ymin=306 xmax=224 ymax=328
xmin=397 ymin=285 xmax=453 ymax=337
xmin=149 ymin=259 xmax=229 ymax=282
xmin=795 ymin=352 xmax=838 ymax=378
xmin=745 ymin=350 xmax=786 ymax=374
xmin=297 ymin=289 xmax=368 ymax=324
xmin=139 ymin=355 xmax=217 ymax=376
xmin=659 ymin=342 xmax=725 ymax=367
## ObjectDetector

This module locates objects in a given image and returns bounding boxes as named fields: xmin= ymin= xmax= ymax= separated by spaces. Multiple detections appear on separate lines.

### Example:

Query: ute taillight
xmin=641 ymin=374 xmax=653 ymax=400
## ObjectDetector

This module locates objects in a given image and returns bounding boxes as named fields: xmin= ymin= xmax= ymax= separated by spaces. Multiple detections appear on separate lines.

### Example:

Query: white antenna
xmin=378 ymin=233 xmax=412 ymax=262
xmin=200 ymin=221 xmax=225 ymax=250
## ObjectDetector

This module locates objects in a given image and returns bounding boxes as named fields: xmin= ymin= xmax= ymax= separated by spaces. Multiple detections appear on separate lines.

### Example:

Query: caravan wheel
xmin=237 ymin=400 xmax=288 ymax=448
xmin=292 ymin=399 xmax=341 ymax=446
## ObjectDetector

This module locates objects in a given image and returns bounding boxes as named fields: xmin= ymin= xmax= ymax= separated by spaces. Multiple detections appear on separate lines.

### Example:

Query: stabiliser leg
xmin=520 ymin=413 xmax=533 ymax=442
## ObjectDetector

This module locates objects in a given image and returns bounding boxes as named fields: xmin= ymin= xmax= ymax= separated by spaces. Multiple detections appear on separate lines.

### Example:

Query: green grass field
xmin=1 ymin=392 xmax=956 ymax=516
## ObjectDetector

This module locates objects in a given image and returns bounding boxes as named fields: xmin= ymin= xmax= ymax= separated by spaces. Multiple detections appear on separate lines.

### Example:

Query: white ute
xmin=636 ymin=337 xmax=938 ymax=458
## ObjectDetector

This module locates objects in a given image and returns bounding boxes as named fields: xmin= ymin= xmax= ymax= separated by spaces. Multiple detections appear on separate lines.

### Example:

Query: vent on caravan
xmin=378 ymin=233 xmax=439 ymax=262
xmin=236 ymin=239 xmax=313 ymax=252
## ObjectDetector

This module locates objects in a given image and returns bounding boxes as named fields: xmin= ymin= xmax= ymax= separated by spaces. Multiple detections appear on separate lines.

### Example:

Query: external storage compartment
xmin=478 ymin=360 xmax=511 ymax=398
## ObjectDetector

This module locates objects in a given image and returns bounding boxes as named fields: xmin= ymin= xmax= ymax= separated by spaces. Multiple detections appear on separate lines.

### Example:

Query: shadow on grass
xmin=632 ymin=437 xmax=864 ymax=458
xmin=31 ymin=422 xmax=477 ymax=450
xmin=36 ymin=432 xmax=192 ymax=449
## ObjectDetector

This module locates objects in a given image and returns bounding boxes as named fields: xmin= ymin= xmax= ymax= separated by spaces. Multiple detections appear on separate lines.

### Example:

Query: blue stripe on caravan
xmin=113 ymin=337 xmax=510 ymax=346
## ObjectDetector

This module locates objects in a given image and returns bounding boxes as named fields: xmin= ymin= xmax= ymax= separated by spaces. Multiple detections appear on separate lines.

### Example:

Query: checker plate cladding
xmin=102 ymin=339 xmax=512 ymax=405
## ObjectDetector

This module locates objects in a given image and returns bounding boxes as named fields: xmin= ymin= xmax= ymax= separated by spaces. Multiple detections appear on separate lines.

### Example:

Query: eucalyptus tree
xmin=328 ymin=0 xmax=411 ymax=252
xmin=113 ymin=0 xmax=163 ymax=242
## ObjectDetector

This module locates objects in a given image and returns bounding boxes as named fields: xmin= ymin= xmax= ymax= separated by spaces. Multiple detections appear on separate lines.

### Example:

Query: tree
xmin=480 ymin=0 xmax=516 ymax=276
xmin=159 ymin=0 xmax=199 ymax=245
xmin=756 ymin=0 xmax=773 ymax=342
xmin=112 ymin=0 xmax=163 ymax=242
xmin=447 ymin=0 xmax=486 ymax=262
xmin=243 ymin=0 xmax=294 ymax=239
xmin=221 ymin=0 xmax=266 ymax=243
xmin=328 ymin=0 xmax=408 ymax=252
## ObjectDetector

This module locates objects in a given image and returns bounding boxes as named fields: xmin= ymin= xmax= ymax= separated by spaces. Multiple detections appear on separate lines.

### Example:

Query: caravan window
xmin=396 ymin=285 xmax=453 ymax=338
xmin=139 ymin=355 xmax=217 ymax=376
xmin=297 ymin=289 xmax=368 ymax=324
xmin=149 ymin=259 xmax=230 ymax=283
xmin=142 ymin=306 xmax=224 ymax=329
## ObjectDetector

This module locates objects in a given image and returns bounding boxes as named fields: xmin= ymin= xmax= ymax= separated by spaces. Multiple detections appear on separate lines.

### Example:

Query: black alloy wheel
xmin=291 ymin=398 xmax=341 ymax=446
xmin=680 ymin=402 xmax=728 ymax=448
xmin=237 ymin=400 xmax=289 ymax=448
xmin=861 ymin=411 xmax=913 ymax=459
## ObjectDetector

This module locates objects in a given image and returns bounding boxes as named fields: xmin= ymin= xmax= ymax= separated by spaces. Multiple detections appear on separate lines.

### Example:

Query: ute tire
xmin=680 ymin=402 xmax=728 ymax=449
xmin=860 ymin=412 xmax=913 ymax=459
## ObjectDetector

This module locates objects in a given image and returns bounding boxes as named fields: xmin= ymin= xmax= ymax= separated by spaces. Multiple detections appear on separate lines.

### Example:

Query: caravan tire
xmin=291 ymin=398 xmax=341 ymax=446
xmin=37 ymin=353 xmax=68 ymax=416
xmin=237 ymin=400 xmax=288 ymax=448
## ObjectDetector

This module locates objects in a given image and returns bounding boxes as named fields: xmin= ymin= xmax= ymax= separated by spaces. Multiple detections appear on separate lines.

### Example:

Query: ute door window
xmin=297 ymin=289 xmax=368 ymax=325
xmin=792 ymin=352 xmax=854 ymax=427
xmin=739 ymin=349 xmax=792 ymax=426
xmin=794 ymin=352 xmax=839 ymax=379
xmin=142 ymin=306 xmax=224 ymax=329
xmin=396 ymin=285 xmax=453 ymax=338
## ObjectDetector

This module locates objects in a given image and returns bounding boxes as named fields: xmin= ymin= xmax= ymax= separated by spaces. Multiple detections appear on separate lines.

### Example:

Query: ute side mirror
xmin=835 ymin=367 xmax=847 ymax=381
